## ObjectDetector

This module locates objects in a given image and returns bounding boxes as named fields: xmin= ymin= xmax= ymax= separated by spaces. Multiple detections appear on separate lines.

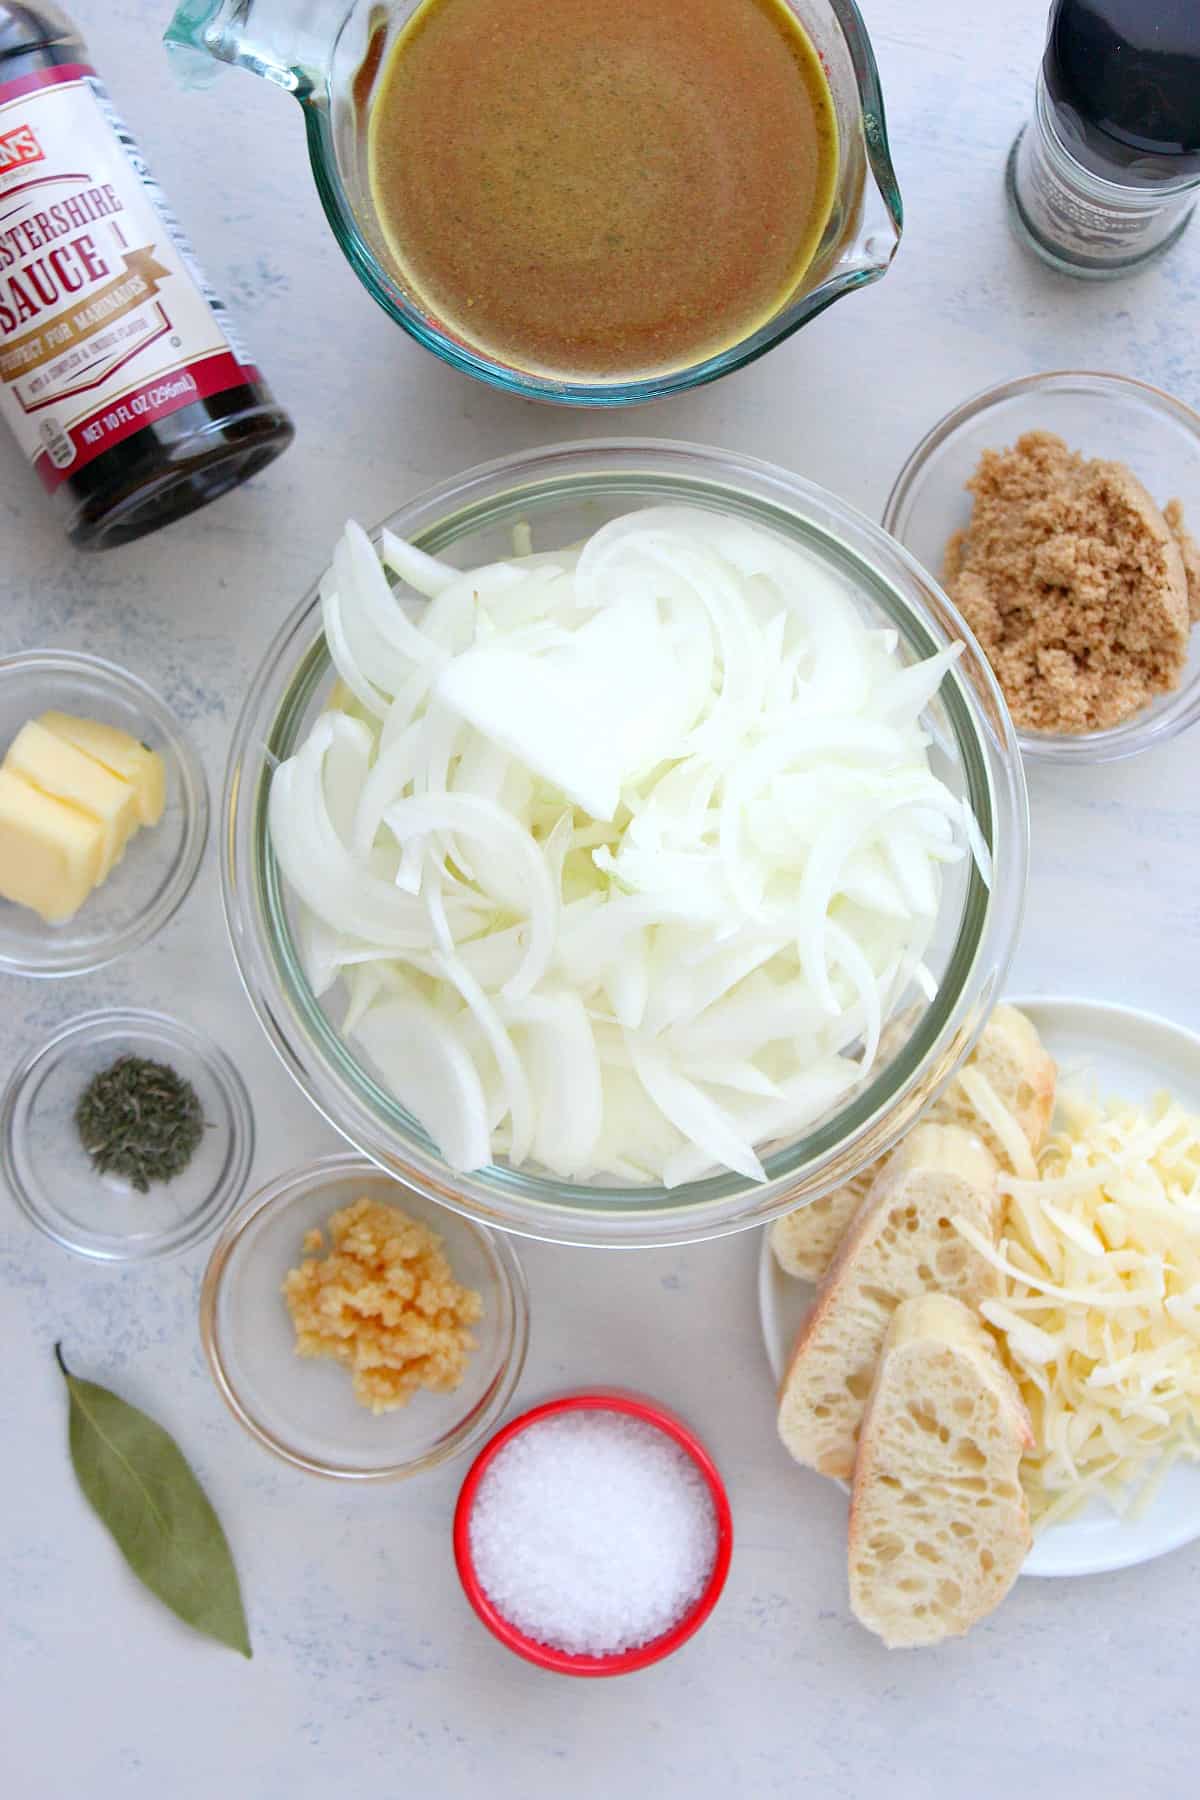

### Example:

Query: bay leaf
xmin=55 ymin=1344 xmax=251 ymax=1658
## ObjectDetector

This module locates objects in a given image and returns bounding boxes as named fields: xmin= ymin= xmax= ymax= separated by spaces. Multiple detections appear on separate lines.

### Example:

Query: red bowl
xmin=453 ymin=1389 xmax=733 ymax=1676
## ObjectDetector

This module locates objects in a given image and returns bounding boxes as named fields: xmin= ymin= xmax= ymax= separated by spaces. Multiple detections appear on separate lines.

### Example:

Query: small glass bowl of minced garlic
xmin=199 ymin=1154 xmax=530 ymax=1480
xmin=2 ymin=1008 xmax=254 ymax=1262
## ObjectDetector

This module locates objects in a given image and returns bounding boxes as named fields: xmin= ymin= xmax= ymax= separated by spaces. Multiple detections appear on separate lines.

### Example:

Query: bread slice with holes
xmin=769 ymin=1005 xmax=1055 ymax=1285
xmin=848 ymin=1293 xmax=1033 ymax=1648
xmin=777 ymin=1124 xmax=1000 ymax=1479
xmin=769 ymin=1167 xmax=875 ymax=1282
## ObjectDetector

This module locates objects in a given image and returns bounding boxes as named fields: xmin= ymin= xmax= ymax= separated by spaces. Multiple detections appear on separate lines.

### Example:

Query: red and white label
xmin=0 ymin=64 xmax=261 ymax=492
xmin=0 ymin=121 xmax=43 ymax=172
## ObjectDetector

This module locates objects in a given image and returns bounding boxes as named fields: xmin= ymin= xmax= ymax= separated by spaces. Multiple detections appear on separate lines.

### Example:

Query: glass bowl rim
xmin=0 ymin=647 xmax=210 ymax=976
xmin=881 ymin=368 xmax=1200 ymax=765
xmin=199 ymin=1150 xmax=531 ymax=1480
xmin=2 ymin=1006 xmax=254 ymax=1263
xmin=221 ymin=436 xmax=1028 ymax=1247
xmin=451 ymin=1389 xmax=734 ymax=1675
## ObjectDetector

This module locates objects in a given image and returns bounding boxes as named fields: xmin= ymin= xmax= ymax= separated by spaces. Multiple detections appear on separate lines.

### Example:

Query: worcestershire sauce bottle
xmin=0 ymin=4 xmax=292 ymax=548
xmin=1009 ymin=0 xmax=1200 ymax=277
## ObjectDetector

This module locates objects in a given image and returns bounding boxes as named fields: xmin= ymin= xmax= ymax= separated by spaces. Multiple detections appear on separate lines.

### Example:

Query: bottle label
xmin=1012 ymin=107 xmax=1197 ymax=273
xmin=0 ymin=64 xmax=262 ymax=493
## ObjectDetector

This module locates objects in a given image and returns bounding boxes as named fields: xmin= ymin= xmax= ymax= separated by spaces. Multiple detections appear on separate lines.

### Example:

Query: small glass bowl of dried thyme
xmin=2 ymin=1008 xmax=254 ymax=1262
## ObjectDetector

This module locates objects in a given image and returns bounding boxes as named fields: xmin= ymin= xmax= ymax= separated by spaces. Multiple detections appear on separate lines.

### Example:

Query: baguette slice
xmin=777 ymin=1124 xmax=1000 ymax=1478
xmin=849 ymin=1294 xmax=1033 ymax=1648
xmin=769 ymin=1005 xmax=1055 ymax=1285
xmin=928 ymin=1004 xmax=1056 ymax=1172
xmin=769 ymin=1168 xmax=874 ymax=1282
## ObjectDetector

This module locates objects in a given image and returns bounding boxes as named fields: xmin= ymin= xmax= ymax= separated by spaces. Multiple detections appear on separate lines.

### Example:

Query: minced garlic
xmin=282 ymin=1196 xmax=483 ymax=1413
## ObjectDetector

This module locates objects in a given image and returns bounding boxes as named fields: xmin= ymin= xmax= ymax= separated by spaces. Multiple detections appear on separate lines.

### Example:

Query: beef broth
xmin=368 ymin=0 xmax=838 ymax=381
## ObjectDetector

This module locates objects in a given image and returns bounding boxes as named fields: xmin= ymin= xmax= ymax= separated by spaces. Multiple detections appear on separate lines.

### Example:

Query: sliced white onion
xmin=661 ymin=1060 xmax=859 ymax=1188
xmin=271 ymin=511 xmax=984 ymax=1183
xmin=271 ymin=746 xmax=430 ymax=946
xmin=351 ymin=995 xmax=491 ymax=1171
xmin=379 ymin=526 xmax=458 ymax=597
xmin=627 ymin=1035 xmax=766 ymax=1184
xmin=322 ymin=713 xmax=374 ymax=847
xmin=433 ymin=944 xmax=534 ymax=1166
xmin=437 ymin=644 xmax=624 ymax=821
xmin=330 ymin=534 xmax=417 ymax=698
xmin=504 ymin=990 xmax=604 ymax=1177
xmin=960 ymin=795 xmax=995 ymax=890
xmin=382 ymin=791 xmax=556 ymax=997
xmin=877 ymin=644 xmax=963 ymax=722
xmin=297 ymin=910 xmax=357 ymax=998
xmin=825 ymin=919 xmax=883 ymax=1071
xmin=320 ymin=578 xmax=388 ymax=720
xmin=681 ymin=1059 xmax=782 ymax=1099
xmin=351 ymin=721 xmax=421 ymax=858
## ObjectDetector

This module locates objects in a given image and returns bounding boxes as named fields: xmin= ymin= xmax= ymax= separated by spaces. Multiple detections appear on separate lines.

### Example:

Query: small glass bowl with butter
xmin=200 ymin=1154 xmax=531 ymax=1481
xmin=0 ymin=649 xmax=208 ymax=975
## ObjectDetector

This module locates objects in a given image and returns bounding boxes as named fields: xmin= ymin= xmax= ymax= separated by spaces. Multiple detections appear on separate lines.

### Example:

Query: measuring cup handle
xmin=164 ymin=0 xmax=334 ymax=99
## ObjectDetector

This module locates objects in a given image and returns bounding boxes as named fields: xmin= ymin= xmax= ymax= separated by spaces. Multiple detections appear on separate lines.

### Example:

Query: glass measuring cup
xmin=166 ymin=0 xmax=902 ymax=404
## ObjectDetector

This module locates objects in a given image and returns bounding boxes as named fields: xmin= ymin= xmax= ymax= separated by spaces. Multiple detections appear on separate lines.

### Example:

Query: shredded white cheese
xmin=955 ymin=1066 xmax=1039 ymax=1179
xmin=968 ymin=1087 xmax=1200 ymax=1529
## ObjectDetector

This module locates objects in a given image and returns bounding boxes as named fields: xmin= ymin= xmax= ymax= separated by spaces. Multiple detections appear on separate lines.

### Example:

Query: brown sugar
xmin=942 ymin=430 xmax=1195 ymax=734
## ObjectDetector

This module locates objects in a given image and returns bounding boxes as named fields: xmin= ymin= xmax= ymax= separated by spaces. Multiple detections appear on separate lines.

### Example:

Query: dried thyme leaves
xmin=75 ymin=1054 xmax=205 ymax=1191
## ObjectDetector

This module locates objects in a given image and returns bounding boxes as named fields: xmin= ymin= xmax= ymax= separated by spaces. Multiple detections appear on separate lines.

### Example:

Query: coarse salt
xmin=468 ymin=1410 xmax=720 ymax=1657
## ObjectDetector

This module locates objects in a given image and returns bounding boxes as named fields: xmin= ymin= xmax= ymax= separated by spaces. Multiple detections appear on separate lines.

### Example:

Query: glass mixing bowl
xmin=222 ymin=440 xmax=1028 ymax=1247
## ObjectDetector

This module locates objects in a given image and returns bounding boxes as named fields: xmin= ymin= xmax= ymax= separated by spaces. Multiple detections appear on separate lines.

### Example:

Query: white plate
xmin=758 ymin=996 xmax=1200 ymax=1578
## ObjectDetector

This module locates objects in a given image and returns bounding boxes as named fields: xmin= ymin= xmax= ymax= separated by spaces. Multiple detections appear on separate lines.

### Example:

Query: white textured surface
xmin=4 ymin=2 xmax=1199 ymax=1796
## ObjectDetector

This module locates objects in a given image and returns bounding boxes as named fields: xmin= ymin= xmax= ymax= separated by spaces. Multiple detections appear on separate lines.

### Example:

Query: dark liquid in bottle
xmin=1044 ymin=0 xmax=1200 ymax=184
xmin=0 ymin=4 xmax=292 ymax=549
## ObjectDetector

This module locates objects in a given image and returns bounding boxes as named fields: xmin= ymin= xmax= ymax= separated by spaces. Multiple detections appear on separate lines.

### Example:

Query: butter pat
xmin=0 ymin=709 xmax=168 ymax=927
xmin=0 ymin=768 xmax=104 ymax=923
xmin=38 ymin=711 xmax=166 ymax=826
xmin=5 ymin=719 xmax=138 ymax=880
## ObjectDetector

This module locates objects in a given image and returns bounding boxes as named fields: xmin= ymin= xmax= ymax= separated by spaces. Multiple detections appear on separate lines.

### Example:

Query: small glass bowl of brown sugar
xmin=884 ymin=371 xmax=1200 ymax=763
xmin=200 ymin=1154 xmax=529 ymax=1480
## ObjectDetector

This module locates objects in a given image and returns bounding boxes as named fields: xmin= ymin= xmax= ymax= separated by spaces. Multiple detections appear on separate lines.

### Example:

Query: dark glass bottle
xmin=1007 ymin=0 xmax=1200 ymax=277
xmin=1044 ymin=0 xmax=1200 ymax=184
xmin=0 ymin=4 xmax=292 ymax=548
